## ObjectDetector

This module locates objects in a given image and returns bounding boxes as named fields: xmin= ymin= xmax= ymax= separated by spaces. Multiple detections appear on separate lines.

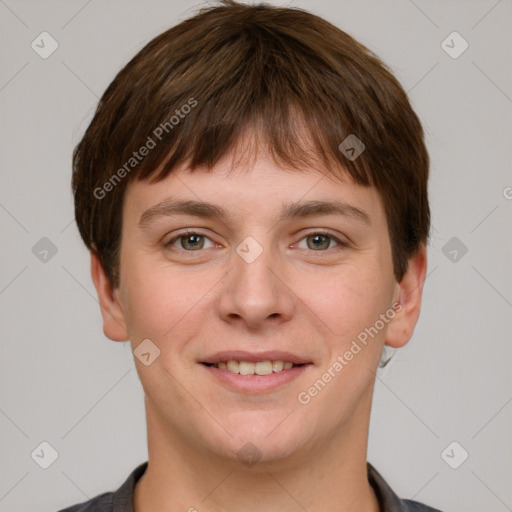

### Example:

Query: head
xmin=73 ymin=1 xmax=429 ymax=466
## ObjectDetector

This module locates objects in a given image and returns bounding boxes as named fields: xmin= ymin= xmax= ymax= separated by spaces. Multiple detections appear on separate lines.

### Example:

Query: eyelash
xmin=164 ymin=230 xmax=350 ymax=253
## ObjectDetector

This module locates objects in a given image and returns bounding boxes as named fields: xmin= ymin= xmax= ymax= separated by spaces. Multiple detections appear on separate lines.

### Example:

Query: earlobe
xmin=385 ymin=245 xmax=428 ymax=349
xmin=90 ymin=251 xmax=129 ymax=342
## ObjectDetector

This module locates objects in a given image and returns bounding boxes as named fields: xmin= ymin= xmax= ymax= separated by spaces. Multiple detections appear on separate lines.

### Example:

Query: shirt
xmin=57 ymin=461 xmax=443 ymax=512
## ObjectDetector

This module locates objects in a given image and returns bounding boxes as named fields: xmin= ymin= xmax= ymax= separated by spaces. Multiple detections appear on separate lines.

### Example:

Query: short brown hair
xmin=72 ymin=0 xmax=430 ymax=289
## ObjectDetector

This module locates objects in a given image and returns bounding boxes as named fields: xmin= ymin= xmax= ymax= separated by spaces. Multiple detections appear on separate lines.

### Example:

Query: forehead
xmin=122 ymin=153 xmax=387 ymax=235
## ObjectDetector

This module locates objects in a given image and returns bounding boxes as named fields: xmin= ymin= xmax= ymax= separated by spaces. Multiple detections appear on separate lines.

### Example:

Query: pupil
xmin=310 ymin=234 xmax=328 ymax=250
xmin=184 ymin=234 xmax=203 ymax=249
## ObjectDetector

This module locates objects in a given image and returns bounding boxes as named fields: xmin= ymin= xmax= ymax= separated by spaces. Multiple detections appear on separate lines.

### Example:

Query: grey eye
xmin=166 ymin=233 xmax=214 ymax=251
xmin=180 ymin=233 xmax=205 ymax=250
xmin=298 ymin=233 xmax=340 ymax=251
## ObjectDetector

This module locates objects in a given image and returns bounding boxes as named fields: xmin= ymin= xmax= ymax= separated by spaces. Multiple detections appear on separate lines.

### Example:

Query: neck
xmin=134 ymin=393 xmax=379 ymax=512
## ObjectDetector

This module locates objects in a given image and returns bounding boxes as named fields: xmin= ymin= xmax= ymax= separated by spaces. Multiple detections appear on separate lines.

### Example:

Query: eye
xmin=164 ymin=230 xmax=348 ymax=253
xmin=165 ymin=231 xmax=215 ymax=251
xmin=296 ymin=231 xmax=348 ymax=251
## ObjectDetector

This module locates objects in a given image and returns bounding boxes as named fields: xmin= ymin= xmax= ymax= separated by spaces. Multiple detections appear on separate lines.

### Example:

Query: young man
xmin=62 ymin=1 xmax=442 ymax=510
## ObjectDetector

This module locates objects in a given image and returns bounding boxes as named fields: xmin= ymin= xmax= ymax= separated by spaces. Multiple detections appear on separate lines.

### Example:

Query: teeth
xmin=239 ymin=361 xmax=254 ymax=375
xmin=255 ymin=361 xmax=273 ymax=375
xmin=272 ymin=360 xmax=284 ymax=372
xmin=213 ymin=360 xmax=298 ymax=375
xmin=226 ymin=360 xmax=239 ymax=373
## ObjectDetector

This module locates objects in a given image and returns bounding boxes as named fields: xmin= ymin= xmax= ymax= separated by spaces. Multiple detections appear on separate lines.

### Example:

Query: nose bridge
xmin=218 ymin=234 xmax=295 ymax=327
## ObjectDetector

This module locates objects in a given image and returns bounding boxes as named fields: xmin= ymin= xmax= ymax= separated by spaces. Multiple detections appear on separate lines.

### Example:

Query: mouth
xmin=201 ymin=360 xmax=305 ymax=375
xmin=199 ymin=352 xmax=313 ymax=393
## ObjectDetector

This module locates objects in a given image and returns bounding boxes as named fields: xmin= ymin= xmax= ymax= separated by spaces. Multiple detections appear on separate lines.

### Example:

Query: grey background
xmin=0 ymin=0 xmax=511 ymax=511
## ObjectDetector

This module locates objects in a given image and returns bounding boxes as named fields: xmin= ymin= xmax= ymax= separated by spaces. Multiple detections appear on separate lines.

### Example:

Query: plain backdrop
xmin=0 ymin=1 xmax=511 ymax=511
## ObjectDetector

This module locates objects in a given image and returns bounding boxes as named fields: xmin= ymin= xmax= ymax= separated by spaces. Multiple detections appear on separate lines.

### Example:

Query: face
xmin=100 ymin=149 xmax=416 ymax=468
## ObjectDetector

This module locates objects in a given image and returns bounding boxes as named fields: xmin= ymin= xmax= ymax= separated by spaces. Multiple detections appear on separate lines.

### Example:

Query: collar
xmin=111 ymin=460 xmax=421 ymax=511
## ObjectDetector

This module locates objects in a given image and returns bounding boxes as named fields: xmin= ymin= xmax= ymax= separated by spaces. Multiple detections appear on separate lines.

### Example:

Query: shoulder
xmin=56 ymin=491 xmax=113 ymax=512
xmin=402 ymin=499 xmax=444 ymax=511
xmin=367 ymin=462 xmax=445 ymax=512
xmin=56 ymin=461 xmax=148 ymax=512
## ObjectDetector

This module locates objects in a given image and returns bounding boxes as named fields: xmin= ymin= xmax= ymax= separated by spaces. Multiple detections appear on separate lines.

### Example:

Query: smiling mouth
xmin=201 ymin=360 xmax=306 ymax=375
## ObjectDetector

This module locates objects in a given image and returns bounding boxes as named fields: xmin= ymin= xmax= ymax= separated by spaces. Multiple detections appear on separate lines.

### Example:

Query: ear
xmin=385 ymin=244 xmax=427 ymax=349
xmin=90 ymin=251 xmax=129 ymax=342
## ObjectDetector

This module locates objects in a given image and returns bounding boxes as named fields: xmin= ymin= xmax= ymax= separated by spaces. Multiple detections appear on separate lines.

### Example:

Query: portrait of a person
xmin=61 ymin=1 xmax=441 ymax=510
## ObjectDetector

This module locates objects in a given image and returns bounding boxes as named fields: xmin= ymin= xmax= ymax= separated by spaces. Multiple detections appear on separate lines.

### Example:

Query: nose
xmin=217 ymin=238 xmax=296 ymax=331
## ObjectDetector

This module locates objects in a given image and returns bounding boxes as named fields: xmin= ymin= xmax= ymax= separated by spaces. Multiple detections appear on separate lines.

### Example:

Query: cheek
xmin=121 ymin=257 xmax=215 ymax=348
xmin=296 ymin=263 xmax=390 ymax=342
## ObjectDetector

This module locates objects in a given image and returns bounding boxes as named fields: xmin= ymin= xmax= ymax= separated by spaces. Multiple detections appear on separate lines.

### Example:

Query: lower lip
xmin=200 ymin=364 xmax=311 ymax=393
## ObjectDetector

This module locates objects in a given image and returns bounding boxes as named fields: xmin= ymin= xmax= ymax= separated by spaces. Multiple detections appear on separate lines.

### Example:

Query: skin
xmin=91 ymin=143 xmax=427 ymax=512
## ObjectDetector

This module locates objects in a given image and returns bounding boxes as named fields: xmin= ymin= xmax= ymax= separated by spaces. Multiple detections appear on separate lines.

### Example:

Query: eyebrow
xmin=138 ymin=197 xmax=371 ymax=229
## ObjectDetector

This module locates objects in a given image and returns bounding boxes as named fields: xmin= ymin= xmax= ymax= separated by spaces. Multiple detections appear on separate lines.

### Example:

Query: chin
xmin=204 ymin=409 xmax=312 ymax=467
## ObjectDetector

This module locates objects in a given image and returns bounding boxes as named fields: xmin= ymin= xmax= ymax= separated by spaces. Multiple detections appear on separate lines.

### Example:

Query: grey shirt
xmin=57 ymin=461 xmax=443 ymax=512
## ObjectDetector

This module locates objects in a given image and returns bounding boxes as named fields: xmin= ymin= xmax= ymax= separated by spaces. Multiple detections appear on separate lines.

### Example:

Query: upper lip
xmin=200 ymin=350 xmax=312 ymax=365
